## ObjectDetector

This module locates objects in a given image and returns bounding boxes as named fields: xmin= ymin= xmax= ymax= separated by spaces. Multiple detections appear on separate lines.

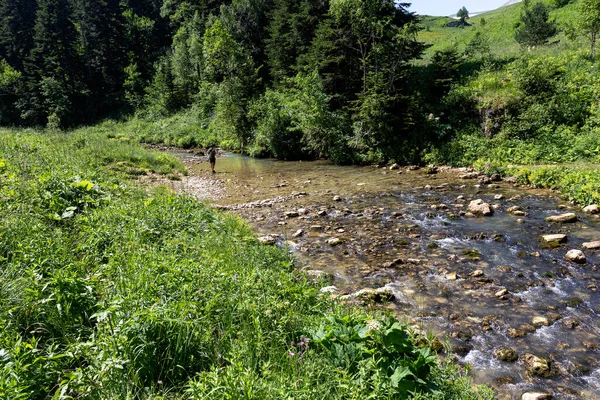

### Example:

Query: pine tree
xmin=75 ymin=0 xmax=128 ymax=116
xmin=20 ymin=0 xmax=81 ymax=126
xmin=514 ymin=0 xmax=557 ymax=47
xmin=0 ymin=0 xmax=36 ymax=70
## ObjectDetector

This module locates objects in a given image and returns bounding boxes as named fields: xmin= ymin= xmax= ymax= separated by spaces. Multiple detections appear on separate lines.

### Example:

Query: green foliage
xmin=0 ymin=127 xmax=492 ymax=398
xmin=514 ymin=1 xmax=558 ymax=47
xmin=577 ymin=0 xmax=600 ymax=58
xmin=464 ymin=31 xmax=491 ymax=59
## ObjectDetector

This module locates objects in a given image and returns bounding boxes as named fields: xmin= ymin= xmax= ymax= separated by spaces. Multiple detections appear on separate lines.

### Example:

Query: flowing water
xmin=174 ymin=151 xmax=600 ymax=399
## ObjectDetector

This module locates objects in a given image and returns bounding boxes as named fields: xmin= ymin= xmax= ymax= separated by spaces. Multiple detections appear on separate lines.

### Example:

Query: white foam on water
xmin=462 ymin=350 xmax=509 ymax=373
xmin=582 ymin=368 xmax=600 ymax=390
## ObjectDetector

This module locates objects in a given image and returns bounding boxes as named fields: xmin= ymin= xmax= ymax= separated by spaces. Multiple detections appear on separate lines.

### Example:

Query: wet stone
xmin=467 ymin=199 xmax=494 ymax=216
xmin=532 ymin=316 xmax=550 ymax=327
xmin=292 ymin=229 xmax=304 ymax=238
xmin=565 ymin=249 xmax=586 ymax=264
xmin=583 ymin=204 xmax=599 ymax=214
xmin=521 ymin=393 xmax=552 ymax=400
xmin=285 ymin=211 xmax=299 ymax=218
xmin=545 ymin=213 xmax=577 ymax=223
xmin=495 ymin=288 xmax=508 ymax=297
xmin=541 ymin=234 xmax=567 ymax=244
xmin=507 ymin=328 xmax=527 ymax=338
xmin=522 ymin=353 xmax=555 ymax=377
xmin=494 ymin=347 xmax=518 ymax=362
xmin=582 ymin=241 xmax=600 ymax=250
xmin=327 ymin=237 xmax=342 ymax=246
xmin=310 ymin=225 xmax=325 ymax=232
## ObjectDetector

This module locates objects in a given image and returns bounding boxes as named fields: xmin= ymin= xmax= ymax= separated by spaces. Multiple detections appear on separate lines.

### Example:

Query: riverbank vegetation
xmin=0 ymin=127 xmax=494 ymax=397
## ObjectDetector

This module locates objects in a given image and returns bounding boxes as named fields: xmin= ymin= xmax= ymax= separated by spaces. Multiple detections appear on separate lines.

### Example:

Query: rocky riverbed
xmin=170 ymin=150 xmax=600 ymax=400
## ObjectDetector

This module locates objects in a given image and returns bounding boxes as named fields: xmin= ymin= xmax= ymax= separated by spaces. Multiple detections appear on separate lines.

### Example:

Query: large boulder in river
xmin=583 ymin=204 xmax=599 ymax=214
xmin=565 ymin=249 xmax=586 ymax=264
xmin=545 ymin=213 xmax=577 ymax=223
xmin=467 ymin=199 xmax=494 ymax=216
xmin=522 ymin=354 xmax=555 ymax=377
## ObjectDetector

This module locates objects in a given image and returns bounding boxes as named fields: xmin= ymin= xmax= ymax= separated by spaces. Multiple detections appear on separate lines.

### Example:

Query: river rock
xmin=521 ymin=393 xmax=552 ymax=400
xmin=522 ymin=354 xmax=555 ymax=377
xmin=545 ymin=213 xmax=577 ymax=223
xmin=317 ymin=210 xmax=327 ymax=216
xmin=541 ymin=234 xmax=567 ymax=244
xmin=471 ymin=269 xmax=484 ymax=277
xmin=285 ymin=211 xmax=299 ymax=218
xmin=494 ymin=347 xmax=518 ymax=362
xmin=508 ymin=328 xmax=527 ymax=338
xmin=495 ymin=288 xmax=508 ymax=297
xmin=507 ymin=205 xmax=522 ymax=213
xmin=304 ymin=269 xmax=332 ymax=281
xmin=327 ymin=237 xmax=342 ymax=246
xmin=446 ymin=272 xmax=457 ymax=280
xmin=297 ymin=208 xmax=308 ymax=215
xmin=494 ymin=194 xmax=504 ymax=200
xmin=258 ymin=235 xmax=278 ymax=245
xmin=583 ymin=241 xmax=600 ymax=250
xmin=565 ymin=249 xmax=586 ymax=264
xmin=293 ymin=229 xmax=304 ymax=238
xmin=583 ymin=204 xmax=599 ymax=214
xmin=532 ymin=316 xmax=550 ymax=327
xmin=353 ymin=287 xmax=395 ymax=303
xmin=310 ymin=225 xmax=325 ymax=232
xmin=333 ymin=195 xmax=342 ymax=202
xmin=389 ymin=163 xmax=400 ymax=170
xmin=460 ymin=172 xmax=479 ymax=179
xmin=467 ymin=199 xmax=494 ymax=216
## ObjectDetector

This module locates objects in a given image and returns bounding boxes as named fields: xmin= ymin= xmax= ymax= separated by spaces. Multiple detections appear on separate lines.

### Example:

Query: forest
xmin=0 ymin=0 xmax=433 ymax=163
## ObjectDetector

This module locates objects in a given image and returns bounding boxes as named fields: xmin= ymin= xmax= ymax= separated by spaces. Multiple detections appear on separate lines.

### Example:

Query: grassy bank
xmin=0 ymin=127 xmax=493 ymax=398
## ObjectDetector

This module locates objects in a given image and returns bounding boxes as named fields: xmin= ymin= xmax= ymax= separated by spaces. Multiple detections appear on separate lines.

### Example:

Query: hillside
xmin=418 ymin=0 xmax=582 ymax=59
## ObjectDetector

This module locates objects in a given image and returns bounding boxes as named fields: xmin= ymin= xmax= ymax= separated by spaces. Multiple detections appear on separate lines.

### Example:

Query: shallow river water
xmin=173 ymin=151 xmax=600 ymax=399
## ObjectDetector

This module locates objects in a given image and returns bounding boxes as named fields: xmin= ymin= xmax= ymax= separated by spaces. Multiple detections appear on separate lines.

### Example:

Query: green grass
xmin=0 ymin=127 xmax=494 ymax=398
xmin=418 ymin=0 xmax=583 ymax=60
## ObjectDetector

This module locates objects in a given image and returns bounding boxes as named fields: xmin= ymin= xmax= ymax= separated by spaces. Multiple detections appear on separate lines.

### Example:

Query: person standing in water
xmin=208 ymin=146 xmax=217 ymax=173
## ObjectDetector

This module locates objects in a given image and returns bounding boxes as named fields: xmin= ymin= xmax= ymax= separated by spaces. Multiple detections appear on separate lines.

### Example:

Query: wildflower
xmin=288 ymin=351 xmax=295 ymax=357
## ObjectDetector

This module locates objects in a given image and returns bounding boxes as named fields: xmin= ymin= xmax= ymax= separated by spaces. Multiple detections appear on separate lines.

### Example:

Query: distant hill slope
xmin=502 ymin=0 xmax=523 ymax=6
xmin=418 ymin=0 xmax=581 ymax=60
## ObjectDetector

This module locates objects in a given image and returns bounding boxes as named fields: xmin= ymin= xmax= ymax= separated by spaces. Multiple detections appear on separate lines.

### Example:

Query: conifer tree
xmin=21 ymin=0 xmax=80 ymax=126
xmin=514 ymin=0 xmax=557 ymax=47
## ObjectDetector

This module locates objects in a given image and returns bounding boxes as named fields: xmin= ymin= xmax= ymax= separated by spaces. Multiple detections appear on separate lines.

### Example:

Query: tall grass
xmin=0 ymin=126 xmax=494 ymax=398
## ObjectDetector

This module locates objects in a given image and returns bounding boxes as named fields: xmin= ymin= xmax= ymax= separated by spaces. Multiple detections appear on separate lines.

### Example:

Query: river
xmin=171 ymin=150 xmax=600 ymax=399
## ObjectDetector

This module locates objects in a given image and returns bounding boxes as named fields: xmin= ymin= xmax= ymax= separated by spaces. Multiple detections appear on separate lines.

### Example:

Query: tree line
xmin=0 ymin=0 xmax=435 ymax=163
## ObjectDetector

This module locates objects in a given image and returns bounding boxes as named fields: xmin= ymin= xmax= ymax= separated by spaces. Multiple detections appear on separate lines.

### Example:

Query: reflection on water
xmin=181 ymin=152 xmax=600 ymax=399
